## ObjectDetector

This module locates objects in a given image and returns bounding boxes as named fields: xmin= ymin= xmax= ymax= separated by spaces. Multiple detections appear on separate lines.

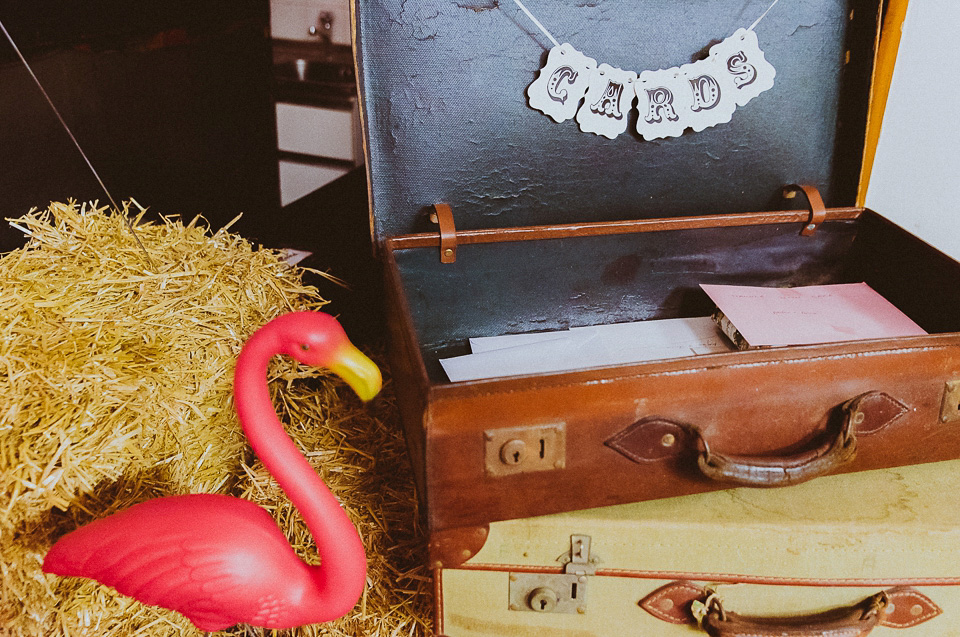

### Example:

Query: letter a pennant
xmin=576 ymin=64 xmax=637 ymax=139
xmin=527 ymin=43 xmax=597 ymax=123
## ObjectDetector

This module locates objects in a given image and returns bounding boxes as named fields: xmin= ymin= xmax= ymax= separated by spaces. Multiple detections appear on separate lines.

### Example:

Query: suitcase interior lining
xmin=389 ymin=214 xmax=960 ymax=384
xmin=357 ymin=0 xmax=880 ymax=242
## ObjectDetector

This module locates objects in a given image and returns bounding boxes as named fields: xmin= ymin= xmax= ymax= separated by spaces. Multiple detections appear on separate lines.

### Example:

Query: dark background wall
xmin=0 ymin=1 xmax=280 ymax=253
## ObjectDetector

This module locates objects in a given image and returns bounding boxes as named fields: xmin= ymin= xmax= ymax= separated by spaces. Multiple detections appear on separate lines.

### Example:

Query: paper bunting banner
xmin=528 ymin=28 xmax=776 ymax=141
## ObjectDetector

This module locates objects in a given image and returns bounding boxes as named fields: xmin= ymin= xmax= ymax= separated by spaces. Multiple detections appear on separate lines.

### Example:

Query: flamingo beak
xmin=328 ymin=344 xmax=382 ymax=402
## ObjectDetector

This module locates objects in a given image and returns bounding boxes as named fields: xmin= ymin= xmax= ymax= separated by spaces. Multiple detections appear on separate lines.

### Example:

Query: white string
xmin=511 ymin=0 xmax=561 ymax=48
xmin=748 ymin=0 xmax=782 ymax=32
xmin=513 ymin=0 xmax=780 ymax=49
xmin=0 ymin=17 xmax=155 ymax=267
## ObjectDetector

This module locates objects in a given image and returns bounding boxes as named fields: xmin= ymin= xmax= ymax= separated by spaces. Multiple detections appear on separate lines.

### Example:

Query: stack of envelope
xmin=440 ymin=316 xmax=734 ymax=382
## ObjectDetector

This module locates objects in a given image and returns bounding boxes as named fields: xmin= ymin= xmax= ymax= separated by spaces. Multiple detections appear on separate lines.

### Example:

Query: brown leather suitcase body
xmin=352 ymin=0 xmax=960 ymax=553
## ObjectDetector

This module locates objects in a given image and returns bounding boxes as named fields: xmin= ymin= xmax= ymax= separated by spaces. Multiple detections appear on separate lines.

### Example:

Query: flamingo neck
xmin=234 ymin=330 xmax=366 ymax=621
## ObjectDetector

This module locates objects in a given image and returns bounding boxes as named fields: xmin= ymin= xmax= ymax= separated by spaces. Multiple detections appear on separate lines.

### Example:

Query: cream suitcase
xmin=435 ymin=460 xmax=960 ymax=636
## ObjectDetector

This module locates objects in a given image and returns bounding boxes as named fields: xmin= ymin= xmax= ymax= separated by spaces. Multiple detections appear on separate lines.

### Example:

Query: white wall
xmin=865 ymin=1 xmax=960 ymax=260
xmin=270 ymin=0 xmax=352 ymax=45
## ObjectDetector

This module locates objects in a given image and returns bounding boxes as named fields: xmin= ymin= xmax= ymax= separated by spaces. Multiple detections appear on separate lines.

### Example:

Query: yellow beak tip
xmin=330 ymin=345 xmax=382 ymax=402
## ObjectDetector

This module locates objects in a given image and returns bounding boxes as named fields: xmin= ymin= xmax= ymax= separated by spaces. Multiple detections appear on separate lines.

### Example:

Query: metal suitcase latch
xmin=940 ymin=380 xmax=960 ymax=423
xmin=508 ymin=534 xmax=597 ymax=614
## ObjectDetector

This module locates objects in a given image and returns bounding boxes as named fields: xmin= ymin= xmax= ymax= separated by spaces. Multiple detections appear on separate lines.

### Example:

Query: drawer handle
xmin=605 ymin=392 xmax=908 ymax=487
xmin=640 ymin=582 xmax=942 ymax=634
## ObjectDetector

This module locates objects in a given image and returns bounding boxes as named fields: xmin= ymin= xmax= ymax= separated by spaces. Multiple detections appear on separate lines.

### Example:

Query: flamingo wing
xmin=44 ymin=494 xmax=313 ymax=631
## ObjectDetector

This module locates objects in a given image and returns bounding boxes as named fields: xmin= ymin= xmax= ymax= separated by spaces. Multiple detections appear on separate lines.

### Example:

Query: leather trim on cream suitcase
xmin=435 ymin=460 xmax=960 ymax=636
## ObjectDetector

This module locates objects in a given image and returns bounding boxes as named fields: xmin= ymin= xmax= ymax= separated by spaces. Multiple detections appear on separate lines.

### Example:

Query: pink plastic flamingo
xmin=43 ymin=312 xmax=382 ymax=631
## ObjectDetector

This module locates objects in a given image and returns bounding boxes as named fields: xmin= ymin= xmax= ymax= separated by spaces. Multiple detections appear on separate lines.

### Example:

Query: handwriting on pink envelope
xmin=700 ymin=283 xmax=927 ymax=347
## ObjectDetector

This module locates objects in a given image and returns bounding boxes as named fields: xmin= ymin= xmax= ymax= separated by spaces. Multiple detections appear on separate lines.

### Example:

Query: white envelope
xmin=469 ymin=330 xmax=571 ymax=352
xmin=441 ymin=332 xmax=608 ymax=382
xmin=442 ymin=317 xmax=732 ymax=382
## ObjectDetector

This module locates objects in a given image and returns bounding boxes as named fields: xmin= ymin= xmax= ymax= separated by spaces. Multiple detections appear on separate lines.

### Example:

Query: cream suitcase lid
xmin=464 ymin=459 xmax=960 ymax=582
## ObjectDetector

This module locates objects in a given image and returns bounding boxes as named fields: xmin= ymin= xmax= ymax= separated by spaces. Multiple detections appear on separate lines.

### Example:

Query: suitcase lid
xmin=466 ymin=460 xmax=960 ymax=581
xmin=353 ymin=0 xmax=880 ymax=242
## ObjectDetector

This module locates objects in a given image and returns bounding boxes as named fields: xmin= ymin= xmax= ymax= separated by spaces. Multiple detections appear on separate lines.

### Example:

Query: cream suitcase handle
xmin=699 ymin=590 xmax=886 ymax=636
xmin=640 ymin=582 xmax=942 ymax=634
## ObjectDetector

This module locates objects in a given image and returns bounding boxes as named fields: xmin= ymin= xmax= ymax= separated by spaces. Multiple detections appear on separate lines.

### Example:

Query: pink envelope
xmin=700 ymin=282 xmax=927 ymax=347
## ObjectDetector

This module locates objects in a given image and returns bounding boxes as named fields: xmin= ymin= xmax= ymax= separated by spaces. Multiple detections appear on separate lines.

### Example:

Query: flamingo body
xmin=44 ymin=494 xmax=322 ymax=631
xmin=42 ymin=312 xmax=382 ymax=631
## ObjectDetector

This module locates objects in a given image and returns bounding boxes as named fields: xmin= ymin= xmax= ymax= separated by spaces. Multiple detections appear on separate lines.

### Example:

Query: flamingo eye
xmin=300 ymin=343 xmax=310 ymax=351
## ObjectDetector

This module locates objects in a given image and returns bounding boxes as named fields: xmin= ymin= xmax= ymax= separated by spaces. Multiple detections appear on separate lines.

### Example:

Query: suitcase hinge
xmin=508 ymin=535 xmax=599 ymax=614
xmin=430 ymin=203 xmax=458 ymax=263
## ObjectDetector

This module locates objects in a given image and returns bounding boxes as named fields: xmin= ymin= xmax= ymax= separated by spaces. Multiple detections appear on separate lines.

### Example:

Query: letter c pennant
xmin=527 ymin=43 xmax=597 ymax=123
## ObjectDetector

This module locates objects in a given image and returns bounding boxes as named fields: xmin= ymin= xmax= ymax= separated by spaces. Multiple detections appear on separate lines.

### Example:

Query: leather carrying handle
xmin=696 ymin=393 xmax=861 ymax=487
xmin=640 ymin=583 xmax=943 ymax=633
xmin=702 ymin=590 xmax=887 ymax=637
xmin=606 ymin=392 xmax=908 ymax=488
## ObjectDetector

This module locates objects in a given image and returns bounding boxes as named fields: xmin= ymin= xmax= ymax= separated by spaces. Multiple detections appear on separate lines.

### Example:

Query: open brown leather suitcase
xmin=352 ymin=0 xmax=960 ymax=553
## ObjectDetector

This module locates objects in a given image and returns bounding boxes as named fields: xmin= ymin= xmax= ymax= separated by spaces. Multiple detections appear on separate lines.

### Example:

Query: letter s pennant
xmin=708 ymin=28 xmax=776 ymax=107
xmin=527 ymin=43 xmax=597 ymax=123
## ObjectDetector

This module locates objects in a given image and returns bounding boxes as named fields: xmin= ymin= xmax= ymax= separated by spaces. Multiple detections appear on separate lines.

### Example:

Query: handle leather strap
xmin=696 ymin=393 xmax=859 ymax=487
xmin=702 ymin=591 xmax=887 ymax=637
xmin=783 ymin=183 xmax=826 ymax=236
xmin=640 ymin=582 xmax=942 ymax=634
xmin=431 ymin=203 xmax=458 ymax=263
xmin=606 ymin=392 xmax=908 ymax=488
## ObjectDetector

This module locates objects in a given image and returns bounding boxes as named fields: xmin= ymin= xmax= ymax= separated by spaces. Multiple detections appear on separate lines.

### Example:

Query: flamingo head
xmin=273 ymin=312 xmax=382 ymax=402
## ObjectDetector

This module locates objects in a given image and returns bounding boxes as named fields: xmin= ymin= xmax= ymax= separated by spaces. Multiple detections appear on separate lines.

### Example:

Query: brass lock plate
xmin=484 ymin=423 xmax=566 ymax=477
xmin=508 ymin=572 xmax=587 ymax=614
xmin=940 ymin=380 xmax=960 ymax=424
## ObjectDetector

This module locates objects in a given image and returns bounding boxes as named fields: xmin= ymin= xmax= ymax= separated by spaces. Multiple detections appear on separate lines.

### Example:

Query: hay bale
xmin=1 ymin=201 xmax=326 ymax=530
xmin=1 ymin=202 xmax=430 ymax=636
